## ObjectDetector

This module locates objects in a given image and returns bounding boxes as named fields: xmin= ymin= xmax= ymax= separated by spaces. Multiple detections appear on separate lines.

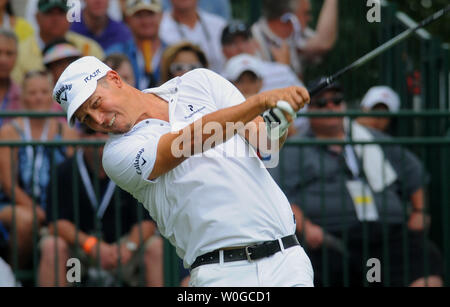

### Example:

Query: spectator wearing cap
xmin=42 ymin=39 xmax=82 ymax=116
xmin=159 ymin=0 xmax=227 ymax=72
xmin=160 ymin=41 xmax=208 ymax=83
xmin=357 ymin=86 xmax=401 ymax=133
xmin=251 ymin=0 xmax=338 ymax=79
xmin=0 ymin=0 xmax=34 ymax=42
xmin=12 ymin=0 xmax=104 ymax=85
xmin=43 ymin=39 xmax=82 ymax=85
xmin=107 ymin=0 xmax=166 ymax=89
xmin=0 ymin=29 xmax=22 ymax=129
xmin=221 ymin=21 xmax=309 ymax=136
xmin=161 ymin=0 xmax=232 ymax=21
xmin=221 ymin=20 xmax=305 ymax=92
xmin=70 ymin=0 xmax=133 ymax=51
xmin=223 ymin=54 xmax=263 ymax=99
xmin=269 ymin=78 xmax=443 ymax=287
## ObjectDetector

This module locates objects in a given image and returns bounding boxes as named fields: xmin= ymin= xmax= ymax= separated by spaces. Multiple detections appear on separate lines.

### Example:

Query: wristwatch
xmin=125 ymin=241 xmax=138 ymax=252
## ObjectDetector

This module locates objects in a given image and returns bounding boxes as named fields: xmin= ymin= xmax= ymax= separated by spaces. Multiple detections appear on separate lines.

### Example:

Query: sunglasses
xmin=170 ymin=63 xmax=203 ymax=75
xmin=311 ymin=95 xmax=344 ymax=108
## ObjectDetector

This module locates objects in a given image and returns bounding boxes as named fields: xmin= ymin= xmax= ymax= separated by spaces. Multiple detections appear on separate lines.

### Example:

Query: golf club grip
xmin=308 ymin=78 xmax=332 ymax=98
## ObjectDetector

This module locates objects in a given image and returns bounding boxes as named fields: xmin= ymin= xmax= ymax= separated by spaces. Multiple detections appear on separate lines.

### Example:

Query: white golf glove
xmin=262 ymin=100 xmax=297 ymax=140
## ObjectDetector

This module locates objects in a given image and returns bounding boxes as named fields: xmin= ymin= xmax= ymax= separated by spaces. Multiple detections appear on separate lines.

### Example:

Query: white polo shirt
xmin=159 ymin=10 xmax=227 ymax=73
xmin=103 ymin=69 xmax=296 ymax=268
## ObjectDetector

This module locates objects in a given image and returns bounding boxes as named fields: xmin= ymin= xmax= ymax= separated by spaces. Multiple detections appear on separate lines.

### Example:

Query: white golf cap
xmin=361 ymin=86 xmax=401 ymax=112
xmin=53 ymin=56 xmax=112 ymax=127
xmin=125 ymin=0 xmax=162 ymax=16
xmin=223 ymin=54 xmax=263 ymax=82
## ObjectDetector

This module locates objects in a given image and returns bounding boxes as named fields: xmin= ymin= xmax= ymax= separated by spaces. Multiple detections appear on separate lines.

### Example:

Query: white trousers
xmin=0 ymin=257 xmax=17 ymax=287
xmin=189 ymin=245 xmax=314 ymax=287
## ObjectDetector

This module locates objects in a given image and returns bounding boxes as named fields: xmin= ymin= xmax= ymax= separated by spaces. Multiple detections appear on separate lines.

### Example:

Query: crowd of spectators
xmin=0 ymin=0 xmax=443 ymax=287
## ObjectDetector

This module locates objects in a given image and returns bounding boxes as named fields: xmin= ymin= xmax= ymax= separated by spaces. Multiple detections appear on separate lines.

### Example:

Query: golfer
xmin=53 ymin=56 xmax=313 ymax=287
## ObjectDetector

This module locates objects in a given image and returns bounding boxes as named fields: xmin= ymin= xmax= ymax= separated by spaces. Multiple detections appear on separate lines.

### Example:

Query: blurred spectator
xmin=12 ymin=0 xmax=104 ymax=85
xmin=42 ymin=38 xmax=82 ymax=85
xmin=104 ymin=53 xmax=136 ymax=87
xmin=271 ymin=79 xmax=443 ymax=287
xmin=108 ymin=0 xmax=165 ymax=89
xmin=0 ymin=0 xmax=34 ymax=42
xmin=26 ymin=0 xmax=125 ymax=30
xmin=160 ymin=41 xmax=208 ymax=83
xmin=223 ymin=54 xmax=263 ymax=99
xmin=0 ymin=71 xmax=78 ymax=269
xmin=159 ymin=0 xmax=226 ymax=72
xmin=251 ymin=0 xmax=338 ymax=78
xmin=39 ymin=125 xmax=163 ymax=287
xmin=221 ymin=21 xmax=308 ymax=135
xmin=70 ymin=0 xmax=132 ymax=51
xmin=357 ymin=86 xmax=400 ymax=133
xmin=161 ymin=0 xmax=232 ymax=21
xmin=42 ymin=38 xmax=82 ymax=116
xmin=0 ymin=29 xmax=22 ymax=128
xmin=221 ymin=21 xmax=305 ymax=91
xmin=109 ymin=0 xmax=126 ymax=21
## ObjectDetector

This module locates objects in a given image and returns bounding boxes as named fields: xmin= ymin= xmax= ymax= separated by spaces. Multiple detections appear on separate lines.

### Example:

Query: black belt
xmin=191 ymin=235 xmax=299 ymax=270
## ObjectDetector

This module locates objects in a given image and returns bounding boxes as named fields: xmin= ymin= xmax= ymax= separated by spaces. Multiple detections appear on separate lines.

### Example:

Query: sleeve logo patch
xmin=134 ymin=148 xmax=145 ymax=175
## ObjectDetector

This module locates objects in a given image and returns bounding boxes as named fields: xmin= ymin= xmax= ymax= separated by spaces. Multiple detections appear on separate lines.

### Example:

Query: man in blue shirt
xmin=70 ymin=0 xmax=132 ymax=51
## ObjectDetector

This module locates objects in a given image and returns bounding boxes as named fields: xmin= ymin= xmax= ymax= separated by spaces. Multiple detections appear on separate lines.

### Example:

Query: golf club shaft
xmin=307 ymin=4 xmax=450 ymax=98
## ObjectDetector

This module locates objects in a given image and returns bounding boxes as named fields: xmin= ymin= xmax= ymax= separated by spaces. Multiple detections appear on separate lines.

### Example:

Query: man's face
xmin=309 ymin=90 xmax=345 ymax=137
xmin=48 ymin=57 xmax=78 ymax=85
xmin=296 ymin=0 xmax=312 ymax=30
xmin=75 ymin=73 xmax=134 ymax=134
xmin=171 ymin=0 xmax=197 ymax=11
xmin=37 ymin=8 xmax=70 ymax=40
xmin=22 ymin=75 xmax=54 ymax=111
xmin=0 ymin=36 xmax=17 ymax=79
xmin=170 ymin=50 xmax=203 ymax=78
xmin=233 ymin=72 xmax=262 ymax=99
xmin=84 ymin=0 xmax=109 ymax=18
xmin=359 ymin=103 xmax=391 ymax=132
xmin=128 ymin=10 xmax=161 ymax=40
xmin=222 ymin=35 xmax=257 ymax=60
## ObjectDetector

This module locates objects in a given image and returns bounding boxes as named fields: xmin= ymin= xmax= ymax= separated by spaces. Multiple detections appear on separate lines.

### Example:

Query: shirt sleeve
xmin=102 ymin=127 xmax=165 ymax=195
xmin=188 ymin=69 xmax=246 ymax=109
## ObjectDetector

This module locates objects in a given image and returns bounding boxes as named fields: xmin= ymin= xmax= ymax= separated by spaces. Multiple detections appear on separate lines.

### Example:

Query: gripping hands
xmin=263 ymin=101 xmax=297 ymax=140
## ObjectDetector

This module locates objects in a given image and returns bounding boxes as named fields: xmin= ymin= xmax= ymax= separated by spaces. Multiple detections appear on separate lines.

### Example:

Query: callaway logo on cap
xmin=53 ymin=56 xmax=112 ymax=127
